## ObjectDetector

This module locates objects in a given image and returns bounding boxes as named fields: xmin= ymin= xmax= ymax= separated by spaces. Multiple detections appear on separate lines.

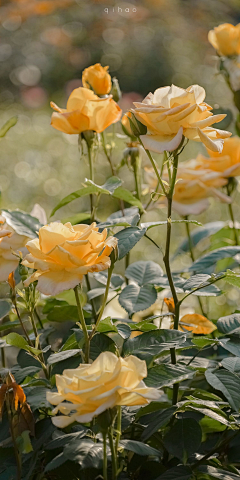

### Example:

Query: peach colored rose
xmin=47 ymin=352 xmax=162 ymax=427
xmin=82 ymin=63 xmax=112 ymax=95
xmin=23 ymin=222 xmax=118 ymax=295
xmin=50 ymin=87 xmax=122 ymax=135
xmin=131 ymin=84 xmax=231 ymax=154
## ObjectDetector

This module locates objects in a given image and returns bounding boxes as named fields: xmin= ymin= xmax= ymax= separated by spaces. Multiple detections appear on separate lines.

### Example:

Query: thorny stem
xmin=184 ymin=217 xmax=206 ymax=316
xmin=226 ymin=183 xmax=239 ymax=245
xmin=89 ymin=263 xmax=114 ymax=340
xmin=74 ymin=286 xmax=90 ymax=363
xmin=138 ymin=138 xmax=167 ymax=196
xmin=86 ymin=273 xmax=97 ymax=321
xmin=115 ymin=406 xmax=122 ymax=458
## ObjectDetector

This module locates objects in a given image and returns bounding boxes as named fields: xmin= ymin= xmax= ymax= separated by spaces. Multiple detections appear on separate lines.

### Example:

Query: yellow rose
xmin=82 ymin=63 xmax=112 ymax=95
xmin=132 ymin=84 xmax=231 ymax=153
xmin=121 ymin=112 xmax=135 ymax=137
xmin=0 ymin=215 xmax=28 ymax=282
xmin=50 ymin=87 xmax=122 ymax=135
xmin=208 ymin=23 xmax=240 ymax=57
xmin=145 ymin=162 xmax=230 ymax=216
xmin=22 ymin=222 xmax=118 ymax=296
xmin=46 ymin=351 xmax=162 ymax=427
xmin=198 ymin=136 xmax=240 ymax=177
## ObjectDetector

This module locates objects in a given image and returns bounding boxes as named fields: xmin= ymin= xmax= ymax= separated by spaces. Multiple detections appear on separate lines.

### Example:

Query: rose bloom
xmin=145 ymin=162 xmax=230 ymax=216
xmin=131 ymin=84 xmax=231 ymax=154
xmin=50 ymin=87 xmax=122 ymax=135
xmin=82 ymin=63 xmax=112 ymax=95
xmin=0 ymin=215 xmax=28 ymax=282
xmin=208 ymin=23 xmax=240 ymax=57
xmin=192 ymin=137 xmax=240 ymax=178
xmin=47 ymin=352 xmax=162 ymax=427
xmin=22 ymin=222 xmax=118 ymax=296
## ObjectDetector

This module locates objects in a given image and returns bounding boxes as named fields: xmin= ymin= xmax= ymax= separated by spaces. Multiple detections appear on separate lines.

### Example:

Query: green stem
xmin=74 ymin=286 xmax=90 ymax=363
xmin=13 ymin=297 xmax=32 ymax=346
xmin=101 ymin=132 xmax=115 ymax=175
xmin=89 ymin=263 xmax=114 ymax=340
xmin=184 ymin=217 xmax=206 ymax=316
xmin=29 ymin=310 xmax=49 ymax=379
xmin=191 ymin=430 xmax=239 ymax=470
xmin=227 ymin=184 xmax=239 ymax=245
xmin=87 ymin=145 xmax=94 ymax=222
xmin=103 ymin=432 xmax=108 ymax=480
xmin=86 ymin=273 xmax=97 ymax=321
xmin=108 ymin=427 xmax=117 ymax=480
xmin=125 ymin=253 xmax=130 ymax=285
xmin=1 ymin=341 xmax=6 ymax=368
xmin=6 ymin=395 xmax=21 ymax=480
xmin=162 ymin=153 xmax=180 ymax=405
xmin=115 ymin=406 xmax=122 ymax=458
xmin=139 ymin=138 xmax=167 ymax=196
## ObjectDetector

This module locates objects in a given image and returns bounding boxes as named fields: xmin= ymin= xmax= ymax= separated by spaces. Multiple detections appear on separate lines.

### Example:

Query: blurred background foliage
xmin=0 ymin=0 xmax=240 ymax=319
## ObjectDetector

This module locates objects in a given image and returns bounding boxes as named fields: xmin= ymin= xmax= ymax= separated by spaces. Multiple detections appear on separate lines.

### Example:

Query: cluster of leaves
xmin=1 ymin=205 xmax=240 ymax=480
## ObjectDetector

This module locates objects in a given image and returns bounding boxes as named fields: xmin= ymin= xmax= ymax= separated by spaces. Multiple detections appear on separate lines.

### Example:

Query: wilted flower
xmin=145 ymin=161 xmax=231 ymax=216
xmin=0 ymin=215 xmax=28 ymax=282
xmin=180 ymin=313 xmax=216 ymax=334
xmin=22 ymin=222 xmax=118 ymax=295
xmin=82 ymin=63 xmax=112 ymax=95
xmin=50 ymin=87 xmax=122 ymax=135
xmin=47 ymin=352 xmax=162 ymax=427
xmin=208 ymin=23 xmax=240 ymax=57
xmin=131 ymin=84 xmax=231 ymax=153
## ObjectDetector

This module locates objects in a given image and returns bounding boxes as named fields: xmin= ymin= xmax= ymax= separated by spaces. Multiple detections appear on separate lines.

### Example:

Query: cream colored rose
xmin=208 ymin=23 xmax=240 ymax=57
xmin=22 ymin=222 xmax=118 ymax=296
xmin=46 ymin=352 xmax=162 ymax=427
xmin=145 ymin=161 xmax=230 ymax=216
xmin=132 ymin=84 xmax=231 ymax=154
xmin=82 ymin=63 xmax=112 ymax=95
xmin=50 ymin=87 xmax=122 ymax=135
xmin=0 ymin=216 xmax=28 ymax=282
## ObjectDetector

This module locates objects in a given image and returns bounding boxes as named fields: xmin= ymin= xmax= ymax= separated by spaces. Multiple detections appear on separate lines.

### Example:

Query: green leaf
xmin=145 ymin=364 xmax=195 ymax=388
xmin=119 ymin=284 xmax=157 ymax=314
xmin=47 ymin=349 xmax=82 ymax=365
xmin=90 ymin=333 xmax=116 ymax=361
xmin=116 ymin=323 xmax=131 ymax=339
xmin=46 ymin=430 xmax=87 ymax=450
xmin=96 ymin=316 xmax=118 ymax=334
xmin=51 ymin=177 xmax=122 ymax=216
xmin=113 ymin=186 xmax=143 ymax=209
xmin=87 ymin=288 xmax=106 ymax=300
xmin=0 ymin=301 xmax=11 ymax=320
xmin=140 ymin=407 xmax=176 ymax=442
xmin=26 ymin=386 xmax=51 ymax=411
xmin=114 ymin=227 xmax=146 ymax=259
xmin=2 ymin=209 xmax=42 ymax=238
xmin=44 ymin=453 xmax=67 ymax=473
xmin=164 ymin=418 xmax=202 ymax=463
xmin=225 ymin=270 xmax=240 ymax=288
xmin=155 ymin=465 xmax=194 ymax=480
xmin=94 ymin=271 xmax=124 ymax=289
xmin=197 ymin=466 xmax=240 ymax=479
xmin=123 ymin=329 xmax=186 ymax=363
xmin=192 ymin=337 xmax=219 ymax=349
xmin=220 ymin=337 xmax=240 ymax=356
xmin=222 ymin=357 xmax=240 ymax=374
xmin=173 ymin=221 xmax=225 ymax=258
xmin=141 ymin=219 xmax=201 ymax=230
xmin=6 ymin=332 xmax=28 ymax=350
xmin=119 ymin=439 xmax=161 ymax=457
xmin=0 ymin=116 xmax=18 ymax=137
xmin=64 ymin=438 xmax=110 ymax=469
xmin=61 ymin=212 xmax=91 ymax=225
xmin=189 ymin=246 xmax=240 ymax=273
xmin=205 ymin=369 xmax=240 ymax=411
xmin=217 ymin=314 xmax=240 ymax=334
xmin=182 ymin=274 xmax=221 ymax=297
xmin=125 ymin=261 xmax=163 ymax=286
xmin=47 ymin=305 xmax=79 ymax=323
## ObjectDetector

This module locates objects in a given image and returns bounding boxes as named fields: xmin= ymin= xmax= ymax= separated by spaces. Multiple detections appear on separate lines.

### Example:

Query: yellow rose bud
xmin=8 ymin=271 xmax=16 ymax=290
xmin=22 ymin=222 xmax=118 ymax=296
xmin=208 ymin=23 xmax=240 ymax=57
xmin=82 ymin=63 xmax=112 ymax=95
xmin=50 ymin=87 xmax=122 ymax=135
xmin=122 ymin=112 xmax=136 ymax=138
xmin=46 ymin=351 xmax=162 ymax=427
xmin=132 ymin=84 xmax=231 ymax=154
